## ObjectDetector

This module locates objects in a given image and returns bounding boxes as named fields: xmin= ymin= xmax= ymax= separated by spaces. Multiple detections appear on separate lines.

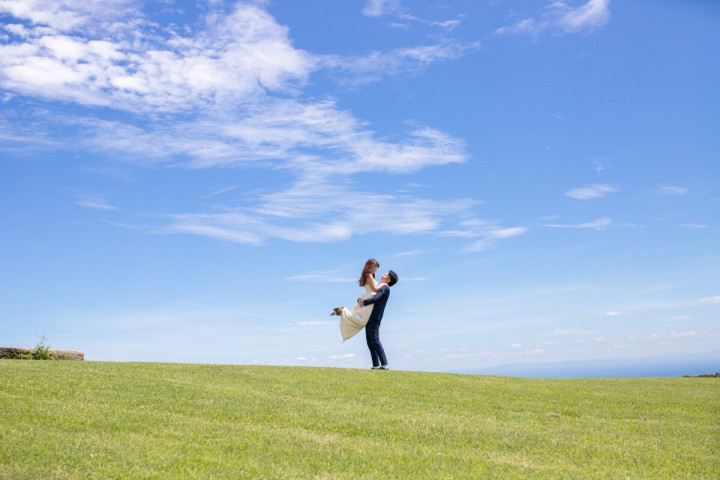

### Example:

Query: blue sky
xmin=2 ymin=0 xmax=719 ymax=374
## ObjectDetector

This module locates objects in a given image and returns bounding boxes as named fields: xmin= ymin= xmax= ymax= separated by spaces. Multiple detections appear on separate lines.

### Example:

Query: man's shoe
xmin=371 ymin=366 xmax=380 ymax=369
xmin=379 ymin=365 xmax=390 ymax=370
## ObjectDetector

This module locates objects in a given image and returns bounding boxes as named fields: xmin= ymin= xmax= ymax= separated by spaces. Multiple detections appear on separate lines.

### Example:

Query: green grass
xmin=1 ymin=362 xmax=718 ymax=479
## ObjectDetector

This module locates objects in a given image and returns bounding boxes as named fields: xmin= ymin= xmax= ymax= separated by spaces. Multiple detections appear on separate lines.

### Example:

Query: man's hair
xmin=387 ymin=270 xmax=398 ymax=287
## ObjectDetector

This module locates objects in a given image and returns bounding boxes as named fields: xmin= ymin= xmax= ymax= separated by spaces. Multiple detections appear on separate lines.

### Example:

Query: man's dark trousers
xmin=362 ymin=284 xmax=390 ymax=367
xmin=365 ymin=317 xmax=387 ymax=367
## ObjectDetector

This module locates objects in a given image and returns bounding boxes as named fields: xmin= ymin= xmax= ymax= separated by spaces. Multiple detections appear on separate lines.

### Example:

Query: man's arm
xmin=362 ymin=285 xmax=388 ymax=306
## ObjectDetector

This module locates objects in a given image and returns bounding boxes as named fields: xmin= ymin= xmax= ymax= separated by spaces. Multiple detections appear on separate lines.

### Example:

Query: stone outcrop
xmin=0 ymin=347 xmax=84 ymax=360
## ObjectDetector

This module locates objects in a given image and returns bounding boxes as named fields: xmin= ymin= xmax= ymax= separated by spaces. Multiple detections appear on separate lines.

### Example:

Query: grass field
xmin=1 ymin=361 xmax=718 ymax=479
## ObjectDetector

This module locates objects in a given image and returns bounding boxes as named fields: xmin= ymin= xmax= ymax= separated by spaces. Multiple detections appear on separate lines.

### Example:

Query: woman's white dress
xmin=339 ymin=283 xmax=375 ymax=341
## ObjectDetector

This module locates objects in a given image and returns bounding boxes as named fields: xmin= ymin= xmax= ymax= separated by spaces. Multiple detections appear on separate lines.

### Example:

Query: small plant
xmin=32 ymin=335 xmax=55 ymax=360
xmin=5 ymin=350 xmax=34 ymax=360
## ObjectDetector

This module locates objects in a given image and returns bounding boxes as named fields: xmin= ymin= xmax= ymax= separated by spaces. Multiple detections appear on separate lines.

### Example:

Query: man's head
xmin=381 ymin=270 xmax=398 ymax=287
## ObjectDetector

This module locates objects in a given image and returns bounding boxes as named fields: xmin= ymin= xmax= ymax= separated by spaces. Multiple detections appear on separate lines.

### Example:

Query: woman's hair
xmin=358 ymin=258 xmax=379 ymax=286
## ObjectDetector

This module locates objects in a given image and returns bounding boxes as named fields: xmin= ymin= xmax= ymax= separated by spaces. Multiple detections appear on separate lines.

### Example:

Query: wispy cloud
xmin=1 ymin=3 xmax=472 ymax=171
xmin=321 ymin=40 xmax=480 ymax=86
xmin=363 ymin=1 xmax=463 ymax=32
xmin=397 ymin=13 xmax=462 ymax=31
xmin=496 ymin=0 xmax=611 ymax=37
xmin=205 ymin=187 xmax=239 ymax=199
xmin=443 ymin=220 xmax=528 ymax=252
xmin=695 ymin=295 xmax=720 ymax=304
xmin=676 ymin=223 xmax=708 ymax=229
xmin=158 ymin=183 xmax=480 ymax=245
xmin=329 ymin=353 xmax=356 ymax=359
xmin=0 ymin=2 xmax=316 ymax=112
xmin=443 ymin=351 xmax=495 ymax=360
xmin=542 ymin=217 xmax=612 ymax=231
xmin=362 ymin=0 xmax=401 ymax=17
xmin=285 ymin=273 xmax=353 ymax=283
xmin=592 ymin=158 xmax=610 ymax=174
xmin=464 ymin=226 xmax=528 ymax=252
xmin=0 ymin=1 xmax=484 ymax=249
xmin=551 ymin=328 xmax=595 ymax=335
xmin=296 ymin=321 xmax=336 ymax=326
xmin=393 ymin=249 xmax=425 ymax=257
xmin=588 ymin=294 xmax=720 ymax=319
xmin=565 ymin=184 xmax=617 ymax=200
xmin=76 ymin=196 xmax=118 ymax=211
xmin=658 ymin=185 xmax=688 ymax=195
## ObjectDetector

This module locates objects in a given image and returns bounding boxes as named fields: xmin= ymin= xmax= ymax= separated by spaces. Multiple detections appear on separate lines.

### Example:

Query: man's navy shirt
xmin=363 ymin=284 xmax=390 ymax=323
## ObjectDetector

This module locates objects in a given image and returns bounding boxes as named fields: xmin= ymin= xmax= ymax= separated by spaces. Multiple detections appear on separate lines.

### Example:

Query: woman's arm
xmin=366 ymin=274 xmax=381 ymax=292
xmin=361 ymin=284 xmax=388 ymax=306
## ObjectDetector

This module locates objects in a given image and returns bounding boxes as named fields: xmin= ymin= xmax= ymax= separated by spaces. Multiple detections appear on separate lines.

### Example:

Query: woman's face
xmin=371 ymin=263 xmax=379 ymax=274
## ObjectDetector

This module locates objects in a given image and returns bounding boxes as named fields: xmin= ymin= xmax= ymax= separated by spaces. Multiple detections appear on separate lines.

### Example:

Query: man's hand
xmin=357 ymin=298 xmax=364 ymax=307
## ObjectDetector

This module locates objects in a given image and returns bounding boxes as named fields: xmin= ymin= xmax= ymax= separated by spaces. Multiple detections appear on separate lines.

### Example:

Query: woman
xmin=331 ymin=258 xmax=384 ymax=341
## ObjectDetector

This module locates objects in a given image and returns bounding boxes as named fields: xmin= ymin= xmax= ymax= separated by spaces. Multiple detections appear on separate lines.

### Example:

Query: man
xmin=358 ymin=270 xmax=398 ymax=370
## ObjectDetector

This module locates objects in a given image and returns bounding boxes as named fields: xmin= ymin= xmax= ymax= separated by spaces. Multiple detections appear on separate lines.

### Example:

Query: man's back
xmin=365 ymin=284 xmax=390 ymax=322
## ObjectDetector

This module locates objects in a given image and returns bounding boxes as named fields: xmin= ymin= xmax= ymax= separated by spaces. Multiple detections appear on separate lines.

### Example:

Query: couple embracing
xmin=331 ymin=259 xmax=398 ymax=370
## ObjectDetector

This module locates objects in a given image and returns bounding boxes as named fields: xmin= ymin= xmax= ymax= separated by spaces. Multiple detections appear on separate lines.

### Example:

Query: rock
xmin=0 ymin=347 xmax=84 ymax=360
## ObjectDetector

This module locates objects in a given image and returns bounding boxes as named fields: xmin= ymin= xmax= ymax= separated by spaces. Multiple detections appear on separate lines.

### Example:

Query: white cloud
xmin=464 ymin=227 xmax=527 ymax=252
xmin=609 ymin=294 xmax=720 ymax=316
xmin=565 ymin=184 xmax=617 ymax=200
xmin=13 ymin=97 xmax=468 ymax=175
xmin=362 ymin=0 xmax=400 ymax=17
xmin=76 ymin=196 xmax=118 ymax=211
xmin=158 ymin=184 xmax=479 ymax=245
xmin=285 ymin=274 xmax=353 ymax=283
xmin=556 ymin=0 xmax=611 ymax=33
xmin=449 ymin=221 xmax=527 ymax=252
xmin=329 ymin=353 xmax=356 ymax=359
xmin=592 ymin=158 xmax=610 ymax=173
xmin=658 ymin=185 xmax=688 ymax=195
xmin=0 ymin=1 xmax=485 ymax=249
xmin=552 ymin=328 xmax=595 ymax=335
xmin=0 ymin=0 xmax=134 ymax=33
xmin=321 ymin=40 xmax=480 ymax=85
xmin=1 ymin=1 xmax=468 ymax=163
xmin=393 ymin=249 xmax=425 ymax=257
xmin=695 ymin=295 xmax=720 ymax=304
xmin=205 ymin=187 xmax=239 ymax=199
xmin=605 ymin=311 xmax=622 ymax=316
xmin=397 ymin=13 xmax=461 ymax=31
xmin=0 ymin=2 xmax=316 ymax=112
xmin=1 ymin=2 xmax=477 ymax=115
xmin=296 ymin=321 xmax=336 ymax=326
xmin=496 ymin=0 xmax=611 ymax=37
xmin=443 ymin=351 xmax=495 ymax=360
xmin=542 ymin=217 xmax=612 ymax=231
xmin=676 ymin=224 xmax=708 ymax=229
xmin=669 ymin=331 xmax=698 ymax=338
xmin=524 ymin=348 xmax=545 ymax=355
